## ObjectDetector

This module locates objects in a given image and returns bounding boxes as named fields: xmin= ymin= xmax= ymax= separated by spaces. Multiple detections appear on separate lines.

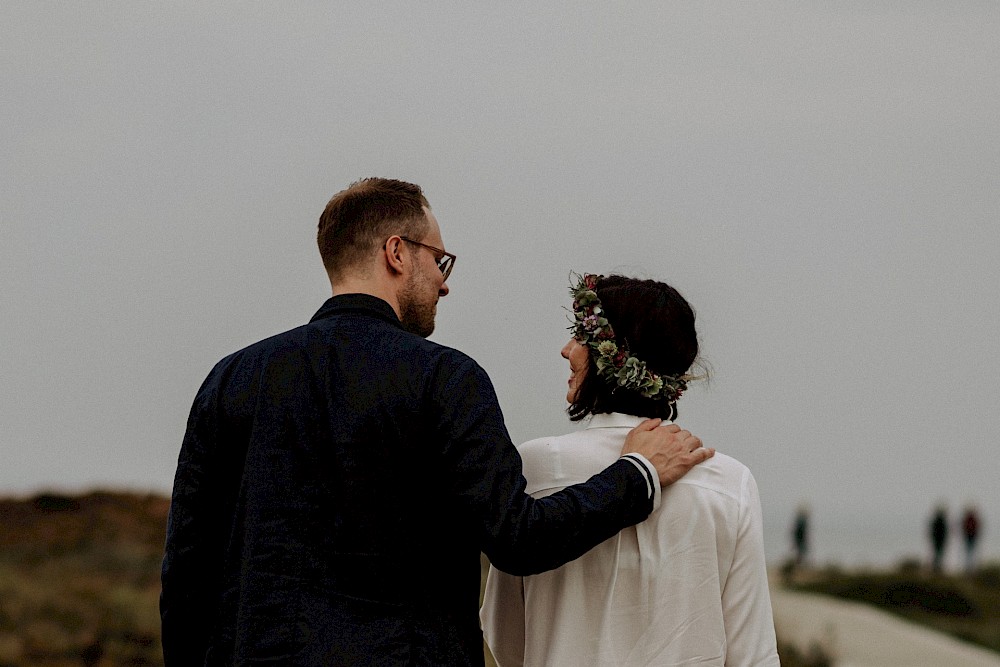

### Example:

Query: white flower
xmin=597 ymin=341 xmax=617 ymax=357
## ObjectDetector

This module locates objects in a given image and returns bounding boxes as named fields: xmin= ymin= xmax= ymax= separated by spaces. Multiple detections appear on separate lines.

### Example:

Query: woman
xmin=481 ymin=274 xmax=779 ymax=666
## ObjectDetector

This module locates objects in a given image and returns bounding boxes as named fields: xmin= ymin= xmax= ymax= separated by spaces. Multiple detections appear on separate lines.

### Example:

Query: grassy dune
xmin=0 ymin=492 xmax=167 ymax=666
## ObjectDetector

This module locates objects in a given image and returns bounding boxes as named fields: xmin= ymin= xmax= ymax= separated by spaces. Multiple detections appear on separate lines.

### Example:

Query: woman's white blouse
xmin=480 ymin=413 xmax=779 ymax=666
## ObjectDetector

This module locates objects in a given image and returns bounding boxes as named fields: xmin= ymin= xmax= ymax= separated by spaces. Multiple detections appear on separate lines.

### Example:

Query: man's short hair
xmin=318 ymin=178 xmax=430 ymax=279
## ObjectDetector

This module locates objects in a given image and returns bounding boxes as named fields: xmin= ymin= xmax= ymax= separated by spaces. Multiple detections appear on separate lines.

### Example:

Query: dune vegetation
xmin=0 ymin=492 xmax=167 ymax=666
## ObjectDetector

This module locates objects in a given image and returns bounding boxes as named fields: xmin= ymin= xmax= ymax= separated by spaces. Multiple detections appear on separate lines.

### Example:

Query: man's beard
xmin=399 ymin=272 xmax=437 ymax=338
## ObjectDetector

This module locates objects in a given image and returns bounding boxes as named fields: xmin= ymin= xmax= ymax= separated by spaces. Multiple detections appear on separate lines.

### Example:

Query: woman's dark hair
xmin=567 ymin=275 xmax=700 ymax=422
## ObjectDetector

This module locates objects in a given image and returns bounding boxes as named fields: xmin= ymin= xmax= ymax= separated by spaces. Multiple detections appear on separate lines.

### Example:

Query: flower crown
xmin=568 ymin=272 xmax=690 ymax=403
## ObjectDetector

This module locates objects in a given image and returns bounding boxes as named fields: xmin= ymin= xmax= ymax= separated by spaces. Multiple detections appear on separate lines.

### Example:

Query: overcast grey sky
xmin=3 ymin=2 xmax=998 ymax=567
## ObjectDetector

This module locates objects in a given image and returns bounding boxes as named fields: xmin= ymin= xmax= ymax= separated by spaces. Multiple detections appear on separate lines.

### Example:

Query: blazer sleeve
xmin=431 ymin=352 xmax=653 ymax=575
xmin=159 ymin=367 xmax=228 ymax=666
xmin=720 ymin=469 xmax=780 ymax=666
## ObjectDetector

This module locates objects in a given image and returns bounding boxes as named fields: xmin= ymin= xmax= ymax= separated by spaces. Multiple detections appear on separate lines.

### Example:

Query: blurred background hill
xmin=0 ymin=492 xmax=167 ymax=666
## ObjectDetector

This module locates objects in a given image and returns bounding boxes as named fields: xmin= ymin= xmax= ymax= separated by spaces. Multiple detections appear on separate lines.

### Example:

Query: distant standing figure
xmin=961 ymin=505 xmax=981 ymax=573
xmin=792 ymin=505 xmax=809 ymax=566
xmin=929 ymin=505 xmax=949 ymax=574
xmin=792 ymin=505 xmax=810 ymax=567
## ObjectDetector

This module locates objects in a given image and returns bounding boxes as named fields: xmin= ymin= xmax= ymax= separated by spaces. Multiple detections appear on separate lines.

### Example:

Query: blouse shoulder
xmin=516 ymin=434 xmax=562 ymax=472
xmin=672 ymin=450 xmax=756 ymax=504
xmin=516 ymin=430 xmax=582 ymax=463
xmin=706 ymin=451 xmax=751 ymax=476
xmin=517 ymin=433 xmax=559 ymax=455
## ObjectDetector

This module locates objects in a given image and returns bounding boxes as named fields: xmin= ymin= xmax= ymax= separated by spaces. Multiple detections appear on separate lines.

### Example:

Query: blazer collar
xmin=310 ymin=293 xmax=402 ymax=328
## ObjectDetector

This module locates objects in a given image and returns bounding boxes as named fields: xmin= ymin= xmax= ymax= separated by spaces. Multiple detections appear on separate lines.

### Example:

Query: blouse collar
xmin=585 ymin=413 xmax=674 ymax=429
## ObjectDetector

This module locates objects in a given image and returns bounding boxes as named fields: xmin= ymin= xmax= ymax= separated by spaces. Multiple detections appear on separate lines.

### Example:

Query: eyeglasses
xmin=399 ymin=237 xmax=456 ymax=281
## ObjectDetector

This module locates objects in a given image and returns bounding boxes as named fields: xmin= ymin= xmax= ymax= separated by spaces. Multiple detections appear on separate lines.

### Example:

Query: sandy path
xmin=770 ymin=582 xmax=1000 ymax=667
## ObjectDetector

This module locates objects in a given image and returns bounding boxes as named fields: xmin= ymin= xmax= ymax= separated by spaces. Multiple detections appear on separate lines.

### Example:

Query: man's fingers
xmin=655 ymin=422 xmax=681 ymax=434
xmin=633 ymin=418 xmax=663 ymax=432
xmin=692 ymin=447 xmax=715 ymax=462
xmin=682 ymin=435 xmax=702 ymax=452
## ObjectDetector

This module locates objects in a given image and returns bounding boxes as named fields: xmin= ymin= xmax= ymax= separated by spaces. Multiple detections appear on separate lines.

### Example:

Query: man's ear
xmin=383 ymin=235 xmax=406 ymax=276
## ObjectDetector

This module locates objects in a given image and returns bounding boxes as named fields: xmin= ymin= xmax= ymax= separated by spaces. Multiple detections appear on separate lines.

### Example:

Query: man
xmin=929 ymin=505 xmax=948 ymax=574
xmin=961 ymin=505 xmax=981 ymax=573
xmin=161 ymin=178 xmax=713 ymax=666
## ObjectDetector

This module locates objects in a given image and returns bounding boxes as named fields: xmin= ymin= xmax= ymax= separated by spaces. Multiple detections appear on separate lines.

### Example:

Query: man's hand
xmin=621 ymin=418 xmax=714 ymax=486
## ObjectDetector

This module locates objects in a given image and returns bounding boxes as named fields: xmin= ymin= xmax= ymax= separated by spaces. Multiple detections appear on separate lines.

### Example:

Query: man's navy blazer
xmin=161 ymin=294 xmax=653 ymax=666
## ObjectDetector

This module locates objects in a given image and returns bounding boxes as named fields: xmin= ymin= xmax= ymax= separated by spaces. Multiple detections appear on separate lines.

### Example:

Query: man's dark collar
xmin=310 ymin=293 xmax=402 ymax=327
